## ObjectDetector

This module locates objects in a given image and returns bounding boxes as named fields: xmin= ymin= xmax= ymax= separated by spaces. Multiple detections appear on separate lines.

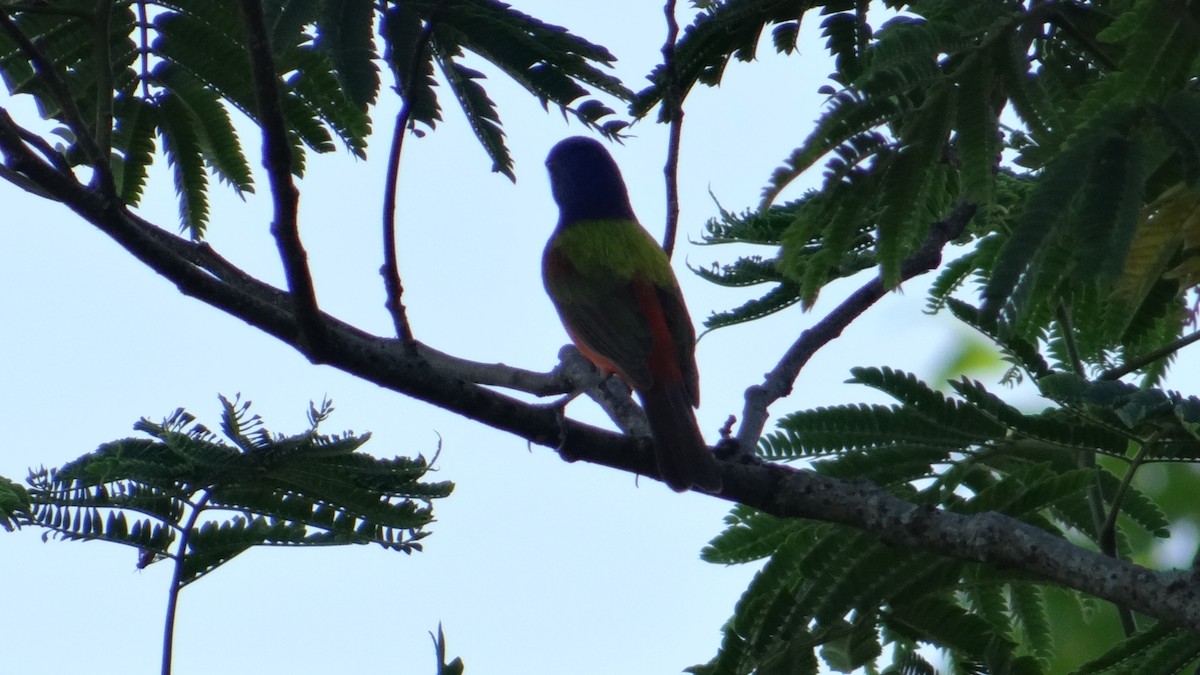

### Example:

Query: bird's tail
xmin=639 ymin=382 xmax=722 ymax=492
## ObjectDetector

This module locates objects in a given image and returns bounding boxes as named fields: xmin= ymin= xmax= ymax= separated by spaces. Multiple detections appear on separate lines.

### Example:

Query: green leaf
xmin=110 ymin=94 xmax=159 ymax=205
xmin=702 ymin=505 xmax=810 ymax=565
xmin=282 ymin=45 xmax=371 ymax=157
xmin=887 ymin=594 xmax=1018 ymax=668
xmin=158 ymin=91 xmax=210 ymax=237
xmin=316 ymin=0 xmax=379 ymax=109
xmin=813 ymin=445 xmax=949 ymax=486
xmin=1010 ymin=584 xmax=1054 ymax=664
xmin=762 ymin=88 xmax=906 ymax=206
xmin=945 ymin=298 xmax=1053 ymax=379
xmin=961 ymin=464 xmax=1092 ymax=520
xmin=433 ymin=47 xmax=513 ymax=180
xmin=702 ymin=281 xmax=803 ymax=330
xmin=955 ymin=49 xmax=1000 ymax=208
xmin=152 ymin=62 xmax=254 ymax=194
xmin=1069 ymin=131 xmax=1148 ymax=288
xmin=423 ymin=0 xmax=632 ymax=135
xmin=381 ymin=3 xmax=443 ymax=130
xmin=0 ymin=474 xmax=31 ymax=531
xmin=1071 ymin=622 xmax=1200 ymax=675
xmin=633 ymin=0 xmax=808 ymax=119
xmin=849 ymin=366 xmax=1008 ymax=440
xmin=24 ymin=396 xmax=452 ymax=587
xmin=981 ymin=120 xmax=1107 ymax=320
xmin=874 ymin=84 xmax=954 ymax=286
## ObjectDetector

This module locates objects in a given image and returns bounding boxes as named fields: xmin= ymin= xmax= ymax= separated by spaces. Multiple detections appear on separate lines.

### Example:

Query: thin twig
xmin=735 ymin=202 xmax=976 ymax=450
xmin=1075 ymin=442 xmax=1122 ymax=631
xmin=1099 ymin=432 xmax=1157 ymax=637
xmin=0 ymin=160 xmax=53 ymax=197
xmin=660 ymin=0 xmax=683 ymax=257
xmin=1061 ymin=300 xmax=1119 ymax=631
xmin=238 ymin=0 xmax=325 ymax=357
xmin=1100 ymin=328 xmax=1200 ymax=381
xmin=161 ymin=489 xmax=212 ymax=675
xmin=1055 ymin=303 xmax=1087 ymax=376
xmin=381 ymin=4 xmax=443 ymax=348
xmin=93 ymin=0 xmax=114 ymax=168
xmin=855 ymin=0 xmax=869 ymax=55
xmin=137 ymin=0 xmax=151 ymax=100
xmin=12 ymin=118 xmax=69 ymax=171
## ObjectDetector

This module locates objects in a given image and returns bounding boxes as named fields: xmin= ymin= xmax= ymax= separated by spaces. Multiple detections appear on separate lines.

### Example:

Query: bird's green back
xmin=549 ymin=219 xmax=676 ymax=288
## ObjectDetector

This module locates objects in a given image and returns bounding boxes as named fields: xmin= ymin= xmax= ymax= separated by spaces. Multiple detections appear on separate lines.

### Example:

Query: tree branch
xmin=381 ymin=7 xmax=442 ymax=348
xmin=1100 ymin=328 xmax=1200 ymax=381
xmin=237 ymin=0 xmax=325 ymax=356
xmin=659 ymin=0 xmax=683 ymax=258
xmin=0 ymin=108 xmax=296 ymax=342
xmin=736 ymin=202 xmax=977 ymax=449
xmin=5 ymin=123 xmax=1200 ymax=632
xmin=136 ymin=0 xmax=151 ymax=100
xmin=1055 ymin=303 xmax=1087 ymax=377
xmin=721 ymin=460 xmax=1200 ymax=633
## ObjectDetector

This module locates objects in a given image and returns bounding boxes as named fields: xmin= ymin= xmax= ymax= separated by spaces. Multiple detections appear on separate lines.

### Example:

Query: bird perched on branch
xmin=542 ymin=136 xmax=722 ymax=492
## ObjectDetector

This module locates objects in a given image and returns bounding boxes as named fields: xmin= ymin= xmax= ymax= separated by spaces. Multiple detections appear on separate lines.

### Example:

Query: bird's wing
xmin=543 ymin=244 xmax=656 ymax=389
xmin=652 ymin=282 xmax=700 ymax=407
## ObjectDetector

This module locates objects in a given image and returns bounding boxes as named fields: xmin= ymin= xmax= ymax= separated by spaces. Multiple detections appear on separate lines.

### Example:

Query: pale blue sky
xmin=2 ymin=4 xmax=1001 ymax=674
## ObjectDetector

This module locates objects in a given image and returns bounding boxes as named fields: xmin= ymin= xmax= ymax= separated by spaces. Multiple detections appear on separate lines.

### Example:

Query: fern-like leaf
xmin=22 ymin=397 xmax=452 ymax=589
xmin=702 ymin=506 xmax=812 ymax=565
xmin=1009 ymin=584 xmax=1054 ymax=665
xmin=158 ymin=91 xmax=210 ymax=237
xmin=380 ymin=2 xmax=443 ymax=130
xmin=849 ymin=366 xmax=1008 ymax=440
xmin=632 ymin=0 xmax=808 ymax=120
xmin=110 ymin=94 xmax=159 ymax=204
xmin=433 ymin=46 xmax=512 ymax=180
xmin=1072 ymin=622 xmax=1200 ymax=675
xmin=316 ymin=0 xmax=379 ymax=110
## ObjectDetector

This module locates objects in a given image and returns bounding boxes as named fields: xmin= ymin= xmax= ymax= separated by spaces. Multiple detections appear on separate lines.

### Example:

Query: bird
xmin=541 ymin=136 xmax=722 ymax=492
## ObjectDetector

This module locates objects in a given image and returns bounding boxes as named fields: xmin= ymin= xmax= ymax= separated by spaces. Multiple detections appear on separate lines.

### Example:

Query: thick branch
xmin=736 ymin=202 xmax=977 ymax=449
xmin=5 ymin=114 xmax=1198 ymax=633
xmin=237 ymin=0 xmax=324 ymax=355
xmin=721 ymin=461 xmax=1200 ymax=632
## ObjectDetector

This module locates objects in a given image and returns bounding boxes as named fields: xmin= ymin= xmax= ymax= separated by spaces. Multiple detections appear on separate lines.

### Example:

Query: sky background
xmin=0 ymin=3 xmax=1064 ymax=674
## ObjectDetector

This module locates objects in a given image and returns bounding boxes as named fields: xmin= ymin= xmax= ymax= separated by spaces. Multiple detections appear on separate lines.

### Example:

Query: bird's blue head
xmin=546 ymin=136 xmax=637 ymax=226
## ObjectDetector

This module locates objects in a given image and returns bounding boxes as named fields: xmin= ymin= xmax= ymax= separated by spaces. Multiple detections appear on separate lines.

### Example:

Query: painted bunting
xmin=542 ymin=136 xmax=722 ymax=492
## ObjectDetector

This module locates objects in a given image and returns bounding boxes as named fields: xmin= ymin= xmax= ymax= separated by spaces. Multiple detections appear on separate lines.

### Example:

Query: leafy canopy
xmin=0 ymin=0 xmax=631 ymax=235
xmin=5 ymin=395 xmax=451 ymax=585
xmin=677 ymin=1 xmax=1200 ymax=673
xmin=6 ymin=0 xmax=1200 ymax=674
